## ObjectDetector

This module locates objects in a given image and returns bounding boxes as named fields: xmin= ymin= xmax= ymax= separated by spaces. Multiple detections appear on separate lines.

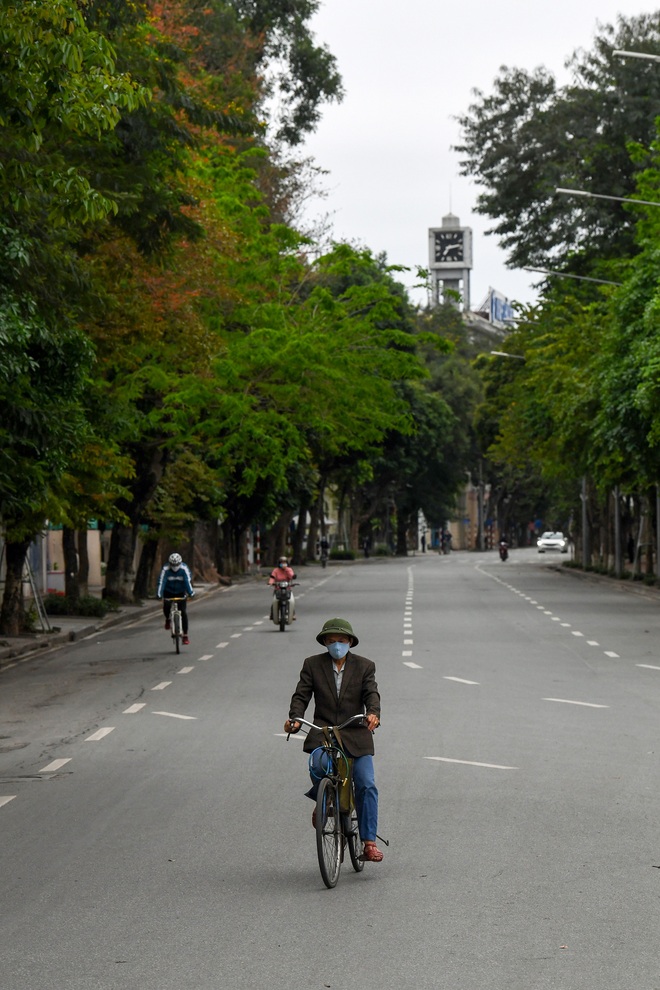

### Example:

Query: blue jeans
xmin=306 ymin=753 xmax=379 ymax=843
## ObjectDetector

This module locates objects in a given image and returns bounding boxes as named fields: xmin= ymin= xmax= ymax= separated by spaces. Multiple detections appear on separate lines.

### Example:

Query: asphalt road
xmin=2 ymin=550 xmax=660 ymax=990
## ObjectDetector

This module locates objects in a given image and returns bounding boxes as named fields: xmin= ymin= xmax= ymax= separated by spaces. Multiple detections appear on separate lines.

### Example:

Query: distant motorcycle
xmin=271 ymin=580 xmax=297 ymax=631
xmin=499 ymin=541 xmax=509 ymax=561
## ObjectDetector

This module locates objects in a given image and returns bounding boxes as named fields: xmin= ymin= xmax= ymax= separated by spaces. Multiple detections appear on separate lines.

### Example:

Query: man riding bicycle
xmin=157 ymin=552 xmax=195 ymax=645
xmin=284 ymin=617 xmax=383 ymax=862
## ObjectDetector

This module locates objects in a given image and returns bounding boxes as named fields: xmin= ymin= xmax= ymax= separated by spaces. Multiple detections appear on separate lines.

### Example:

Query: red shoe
xmin=164 ymin=619 xmax=171 ymax=630
xmin=182 ymin=635 xmax=190 ymax=645
xmin=362 ymin=842 xmax=383 ymax=862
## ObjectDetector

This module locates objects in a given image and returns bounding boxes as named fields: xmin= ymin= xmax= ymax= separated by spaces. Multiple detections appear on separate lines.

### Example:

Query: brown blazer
xmin=288 ymin=651 xmax=381 ymax=757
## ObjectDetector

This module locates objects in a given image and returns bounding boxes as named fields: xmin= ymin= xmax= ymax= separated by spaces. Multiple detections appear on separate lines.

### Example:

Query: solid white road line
xmin=177 ymin=666 xmax=194 ymax=674
xmin=123 ymin=703 xmax=146 ymax=714
xmin=543 ymin=698 xmax=609 ymax=708
xmin=86 ymin=727 xmax=115 ymax=741
xmin=39 ymin=759 xmax=72 ymax=773
xmin=152 ymin=681 xmax=172 ymax=691
xmin=444 ymin=676 xmax=480 ymax=685
xmin=151 ymin=712 xmax=197 ymax=720
xmin=403 ymin=661 xmax=422 ymax=669
xmin=0 ymin=796 xmax=16 ymax=809
xmin=425 ymin=757 xmax=518 ymax=771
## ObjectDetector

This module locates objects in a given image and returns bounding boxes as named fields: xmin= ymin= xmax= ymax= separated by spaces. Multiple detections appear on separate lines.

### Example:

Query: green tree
xmin=456 ymin=13 xmax=660 ymax=276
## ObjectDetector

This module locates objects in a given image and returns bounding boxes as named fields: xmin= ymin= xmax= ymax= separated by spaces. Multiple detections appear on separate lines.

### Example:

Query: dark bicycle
xmin=288 ymin=714 xmax=367 ymax=888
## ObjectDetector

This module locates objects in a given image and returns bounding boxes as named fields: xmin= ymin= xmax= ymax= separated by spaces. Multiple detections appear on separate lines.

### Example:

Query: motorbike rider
xmin=157 ymin=552 xmax=195 ymax=644
xmin=498 ymin=537 xmax=509 ymax=560
xmin=269 ymin=555 xmax=296 ymax=622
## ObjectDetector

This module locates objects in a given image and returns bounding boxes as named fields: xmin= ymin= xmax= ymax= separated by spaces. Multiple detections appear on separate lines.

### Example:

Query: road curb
xmin=549 ymin=562 xmax=660 ymax=603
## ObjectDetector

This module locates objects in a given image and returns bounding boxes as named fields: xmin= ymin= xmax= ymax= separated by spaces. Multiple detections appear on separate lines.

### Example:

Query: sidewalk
xmin=0 ymin=583 xmax=220 ymax=670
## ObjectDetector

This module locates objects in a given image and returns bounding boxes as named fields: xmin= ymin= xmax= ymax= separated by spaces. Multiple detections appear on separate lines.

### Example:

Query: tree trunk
xmin=0 ymin=538 xmax=31 ymax=636
xmin=306 ymin=501 xmax=320 ymax=563
xmin=105 ymin=523 xmax=139 ymax=602
xmin=63 ymin=526 xmax=79 ymax=601
xmin=133 ymin=537 xmax=158 ymax=600
xmin=395 ymin=509 xmax=408 ymax=556
xmin=291 ymin=502 xmax=308 ymax=567
xmin=76 ymin=529 xmax=89 ymax=597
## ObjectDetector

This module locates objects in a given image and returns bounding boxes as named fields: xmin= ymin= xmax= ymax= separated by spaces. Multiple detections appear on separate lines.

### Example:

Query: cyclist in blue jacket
xmin=157 ymin=553 xmax=195 ymax=644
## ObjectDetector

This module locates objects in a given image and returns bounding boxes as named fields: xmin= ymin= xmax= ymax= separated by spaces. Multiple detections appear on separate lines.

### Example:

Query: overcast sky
xmin=300 ymin=1 xmax=659 ymax=309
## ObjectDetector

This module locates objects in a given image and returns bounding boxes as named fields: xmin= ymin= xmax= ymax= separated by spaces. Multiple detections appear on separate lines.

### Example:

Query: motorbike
xmin=499 ymin=541 xmax=509 ymax=561
xmin=271 ymin=580 xmax=296 ymax=631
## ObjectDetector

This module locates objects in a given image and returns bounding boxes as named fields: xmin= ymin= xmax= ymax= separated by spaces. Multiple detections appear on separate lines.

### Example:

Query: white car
xmin=537 ymin=531 xmax=568 ymax=553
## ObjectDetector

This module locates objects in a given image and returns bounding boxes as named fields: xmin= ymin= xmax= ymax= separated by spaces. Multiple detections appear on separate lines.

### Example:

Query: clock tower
xmin=428 ymin=213 xmax=473 ymax=310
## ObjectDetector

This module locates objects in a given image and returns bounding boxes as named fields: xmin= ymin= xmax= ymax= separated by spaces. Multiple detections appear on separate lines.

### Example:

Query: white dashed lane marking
xmin=177 ymin=666 xmax=194 ymax=674
xmin=403 ymin=661 xmax=422 ymax=669
xmin=216 ymin=642 xmax=229 ymax=648
xmin=638 ymin=664 xmax=660 ymax=671
xmin=477 ymin=566 xmax=629 ymax=675
xmin=425 ymin=757 xmax=518 ymax=771
xmin=444 ymin=676 xmax=479 ymax=685
xmin=152 ymin=681 xmax=172 ymax=691
xmin=39 ymin=759 xmax=72 ymax=773
xmin=86 ymin=727 xmax=115 ymax=741
xmin=543 ymin=698 xmax=609 ymax=708
xmin=124 ymin=703 xmax=146 ymax=714
xmin=0 ymin=796 xmax=16 ymax=809
xmin=152 ymin=712 xmax=197 ymax=720
xmin=198 ymin=654 xmax=213 ymax=661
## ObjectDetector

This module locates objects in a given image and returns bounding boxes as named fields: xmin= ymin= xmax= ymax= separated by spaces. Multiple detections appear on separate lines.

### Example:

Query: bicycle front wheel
xmin=316 ymin=777 xmax=342 ymax=888
xmin=172 ymin=610 xmax=182 ymax=654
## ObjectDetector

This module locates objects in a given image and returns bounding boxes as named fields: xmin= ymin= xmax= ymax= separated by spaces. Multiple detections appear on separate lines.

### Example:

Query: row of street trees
xmin=458 ymin=13 xmax=660 ymax=573
xmin=0 ymin=0 xmax=482 ymax=634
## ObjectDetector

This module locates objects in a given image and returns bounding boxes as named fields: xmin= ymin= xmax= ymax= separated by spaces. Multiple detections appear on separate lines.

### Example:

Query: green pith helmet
xmin=316 ymin=617 xmax=358 ymax=647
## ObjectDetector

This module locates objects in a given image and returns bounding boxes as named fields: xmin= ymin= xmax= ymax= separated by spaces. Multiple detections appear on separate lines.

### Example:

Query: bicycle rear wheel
xmin=316 ymin=777 xmax=341 ymax=888
xmin=172 ymin=609 xmax=182 ymax=654
xmin=343 ymin=781 xmax=364 ymax=872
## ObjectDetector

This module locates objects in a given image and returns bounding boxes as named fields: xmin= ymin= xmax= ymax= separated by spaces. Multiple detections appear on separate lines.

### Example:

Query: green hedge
xmin=329 ymin=549 xmax=356 ymax=561
xmin=44 ymin=594 xmax=117 ymax=618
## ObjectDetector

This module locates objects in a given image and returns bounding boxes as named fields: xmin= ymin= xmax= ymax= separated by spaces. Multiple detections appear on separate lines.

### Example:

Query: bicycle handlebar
xmin=286 ymin=713 xmax=366 ymax=739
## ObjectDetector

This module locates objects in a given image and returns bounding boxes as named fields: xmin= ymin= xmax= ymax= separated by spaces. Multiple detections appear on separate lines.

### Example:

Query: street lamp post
xmin=613 ymin=49 xmax=660 ymax=64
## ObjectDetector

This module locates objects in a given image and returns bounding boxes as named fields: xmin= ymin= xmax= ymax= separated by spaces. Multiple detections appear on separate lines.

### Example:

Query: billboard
xmin=489 ymin=289 xmax=514 ymax=326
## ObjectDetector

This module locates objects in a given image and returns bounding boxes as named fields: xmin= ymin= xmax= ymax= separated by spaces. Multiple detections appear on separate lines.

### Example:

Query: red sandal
xmin=362 ymin=842 xmax=383 ymax=862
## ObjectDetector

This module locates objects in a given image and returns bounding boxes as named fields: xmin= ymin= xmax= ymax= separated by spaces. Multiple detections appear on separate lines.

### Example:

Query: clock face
xmin=433 ymin=230 xmax=464 ymax=263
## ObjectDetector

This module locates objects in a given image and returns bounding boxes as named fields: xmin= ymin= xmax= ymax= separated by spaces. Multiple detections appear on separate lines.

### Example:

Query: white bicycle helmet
xmin=169 ymin=552 xmax=182 ymax=567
